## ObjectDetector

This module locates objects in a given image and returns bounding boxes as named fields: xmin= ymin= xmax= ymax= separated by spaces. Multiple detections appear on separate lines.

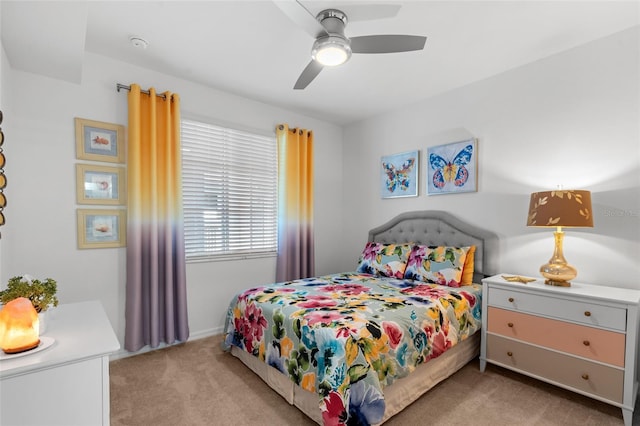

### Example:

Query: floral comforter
xmin=223 ymin=273 xmax=482 ymax=426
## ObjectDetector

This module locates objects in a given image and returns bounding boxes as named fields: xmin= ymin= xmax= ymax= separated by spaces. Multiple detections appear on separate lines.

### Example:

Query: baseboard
xmin=109 ymin=325 xmax=224 ymax=361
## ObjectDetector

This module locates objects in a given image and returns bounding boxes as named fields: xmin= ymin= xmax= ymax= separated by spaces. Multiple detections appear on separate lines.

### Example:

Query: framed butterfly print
xmin=427 ymin=138 xmax=477 ymax=195
xmin=380 ymin=150 xmax=419 ymax=198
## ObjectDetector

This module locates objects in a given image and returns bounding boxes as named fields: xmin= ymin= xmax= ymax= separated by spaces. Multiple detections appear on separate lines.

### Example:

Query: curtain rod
xmin=116 ymin=83 xmax=167 ymax=99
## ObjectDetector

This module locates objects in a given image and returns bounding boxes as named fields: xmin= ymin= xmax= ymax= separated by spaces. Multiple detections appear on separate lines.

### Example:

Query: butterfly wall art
xmin=380 ymin=150 xmax=419 ymax=199
xmin=427 ymin=139 xmax=477 ymax=195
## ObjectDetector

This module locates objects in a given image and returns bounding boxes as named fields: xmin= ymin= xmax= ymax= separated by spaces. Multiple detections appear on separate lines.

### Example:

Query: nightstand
xmin=0 ymin=301 xmax=120 ymax=425
xmin=480 ymin=274 xmax=640 ymax=426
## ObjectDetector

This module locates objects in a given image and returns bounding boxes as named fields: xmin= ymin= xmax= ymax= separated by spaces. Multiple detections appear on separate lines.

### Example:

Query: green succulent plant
xmin=0 ymin=275 xmax=59 ymax=313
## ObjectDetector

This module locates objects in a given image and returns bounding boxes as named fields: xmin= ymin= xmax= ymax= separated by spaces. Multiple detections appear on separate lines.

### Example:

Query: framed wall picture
xmin=426 ymin=138 xmax=477 ymax=195
xmin=75 ymin=118 xmax=125 ymax=163
xmin=77 ymin=209 xmax=126 ymax=249
xmin=76 ymin=164 xmax=126 ymax=205
xmin=380 ymin=150 xmax=419 ymax=199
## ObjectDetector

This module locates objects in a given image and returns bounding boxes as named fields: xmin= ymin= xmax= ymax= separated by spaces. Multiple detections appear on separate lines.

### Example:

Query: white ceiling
xmin=1 ymin=1 xmax=639 ymax=125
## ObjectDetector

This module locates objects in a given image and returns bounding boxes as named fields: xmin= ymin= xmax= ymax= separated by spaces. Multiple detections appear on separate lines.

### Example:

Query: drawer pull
xmin=508 ymin=297 xmax=514 ymax=303
xmin=584 ymin=311 xmax=591 ymax=317
xmin=583 ymin=340 xmax=590 ymax=346
xmin=507 ymin=322 xmax=514 ymax=328
xmin=581 ymin=374 xmax=589 ymax=380
xmin=507 ymin=351 xmax=513 ymax=357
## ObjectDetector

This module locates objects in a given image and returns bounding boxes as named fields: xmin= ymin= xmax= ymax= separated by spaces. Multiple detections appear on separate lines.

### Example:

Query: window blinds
xmin=181 ymin=119 xmax=277 ymax=260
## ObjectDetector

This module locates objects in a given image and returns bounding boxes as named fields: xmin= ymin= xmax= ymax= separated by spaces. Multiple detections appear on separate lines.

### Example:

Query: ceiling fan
xmin=275 ymin=1 xmax=427 ymax=90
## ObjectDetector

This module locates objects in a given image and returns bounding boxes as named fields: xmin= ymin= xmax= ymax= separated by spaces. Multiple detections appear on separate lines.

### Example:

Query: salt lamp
xmin=0 ymin=297 xmax=40 ymax=354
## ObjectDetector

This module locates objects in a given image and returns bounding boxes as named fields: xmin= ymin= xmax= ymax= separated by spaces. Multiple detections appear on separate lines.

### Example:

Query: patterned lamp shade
xmin=527 ymin=190 xmax=593 ymax=228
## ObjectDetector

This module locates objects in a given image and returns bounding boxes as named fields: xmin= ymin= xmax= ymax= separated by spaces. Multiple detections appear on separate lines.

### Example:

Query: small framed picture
xmin=426 ymin=138 xmax=477 ymax=195
xmin=77 ymin=209 xmax=126 ymax=249
xmin=75 ymin=118 xmax=125 ymax=163
xmin=380 ymin=150 xmax=419 ymax=198
xmin=76 ymin=164 xmax=126 ymax=205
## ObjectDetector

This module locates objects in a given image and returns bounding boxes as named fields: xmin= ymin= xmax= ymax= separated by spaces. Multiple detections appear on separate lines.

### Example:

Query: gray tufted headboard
xmin=368 ymin=210 xmax=499 ymax=283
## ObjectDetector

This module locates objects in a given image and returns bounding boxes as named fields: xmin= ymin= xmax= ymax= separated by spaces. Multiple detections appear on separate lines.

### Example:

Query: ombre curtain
xmin=276 ymin=124 xmax=315 ymax=282
xmin=125 ymin=83 xmax=189 ymax=352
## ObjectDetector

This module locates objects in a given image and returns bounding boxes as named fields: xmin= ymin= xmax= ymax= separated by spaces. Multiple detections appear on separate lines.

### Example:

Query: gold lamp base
xmin=541 ymin=272 xmax=575 ymax=287
xmin=540 ymin=229 xmax=576 ymax=287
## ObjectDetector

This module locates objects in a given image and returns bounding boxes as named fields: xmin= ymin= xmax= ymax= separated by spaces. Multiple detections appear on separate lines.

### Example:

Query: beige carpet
xmin=110 ymin=335 xmax=638 ymax=426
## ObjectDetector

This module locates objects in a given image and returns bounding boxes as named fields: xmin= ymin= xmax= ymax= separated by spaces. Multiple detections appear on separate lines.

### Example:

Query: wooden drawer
xmin=488 ymin=287 xmax=627 ymax=331
xmin=487 ymin=307 xmax=625 ymax=367
xmin=486 ymin=334 xmax=624 ymax=403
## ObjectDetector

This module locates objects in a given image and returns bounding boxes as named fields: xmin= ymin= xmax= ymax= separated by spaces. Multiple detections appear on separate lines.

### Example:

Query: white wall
xmin=1 ymin=52 xmax=344 ymax=351
xmin=341 ymin=27 xmax=640 ymax=289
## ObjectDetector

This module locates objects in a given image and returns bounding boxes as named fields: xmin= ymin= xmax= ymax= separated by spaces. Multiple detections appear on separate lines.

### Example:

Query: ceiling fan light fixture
xmin=312 ymin=36 xmax=351 ymax=66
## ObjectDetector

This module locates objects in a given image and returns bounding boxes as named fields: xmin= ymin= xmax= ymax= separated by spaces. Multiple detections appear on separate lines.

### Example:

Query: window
xmin=181 ymin=119 xmax=277 ymax=261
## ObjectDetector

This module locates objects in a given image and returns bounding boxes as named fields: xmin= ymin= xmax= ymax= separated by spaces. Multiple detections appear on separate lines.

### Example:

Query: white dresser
xmin=480 ymin=274 xmax=640 ymax=426
xmin=0 ymin=301 xmax=120 ymax=426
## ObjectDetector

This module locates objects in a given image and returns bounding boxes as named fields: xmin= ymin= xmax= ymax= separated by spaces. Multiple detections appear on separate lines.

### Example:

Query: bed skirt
xmin=230 ymin=332 xmax=480 ymax=424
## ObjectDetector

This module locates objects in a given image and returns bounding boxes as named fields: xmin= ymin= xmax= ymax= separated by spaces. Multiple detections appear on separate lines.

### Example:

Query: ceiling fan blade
xmin=294 ymin=60 xmax=324 ymax=90
xmin=273 ymin=0 xmax=328 ymax=38
xmin=350 ymin=35 xmax=427 ymax=54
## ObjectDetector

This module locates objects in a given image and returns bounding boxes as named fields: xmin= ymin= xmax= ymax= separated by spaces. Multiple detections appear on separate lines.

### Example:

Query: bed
xmin=223 ymin=210 xmax=498 ymax=425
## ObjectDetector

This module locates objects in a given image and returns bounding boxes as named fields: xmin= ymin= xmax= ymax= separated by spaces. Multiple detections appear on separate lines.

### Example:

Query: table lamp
xmin=526 ymin=190 xmax=593 ymax=286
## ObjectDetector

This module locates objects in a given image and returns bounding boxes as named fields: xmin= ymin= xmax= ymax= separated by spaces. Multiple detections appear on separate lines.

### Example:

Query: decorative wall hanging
xmin=75 ymin=118 xmax=125 ymax=163
xmin=426 ymin=138 xmax=477 ymax=195
xmin=380 ymin=150 xmax=419 ymax=199
xmin=0 ymin=110 xmax=5 ymax=237
xmin=76 ymin=164 xmax=126 ymax=205
xmin=77 ymin=209 xmax=126 ymax=249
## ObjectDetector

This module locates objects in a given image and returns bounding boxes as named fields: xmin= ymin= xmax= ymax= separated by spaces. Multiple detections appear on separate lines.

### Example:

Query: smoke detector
xmin=129 ymin=36 xmax=149 ymax=49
